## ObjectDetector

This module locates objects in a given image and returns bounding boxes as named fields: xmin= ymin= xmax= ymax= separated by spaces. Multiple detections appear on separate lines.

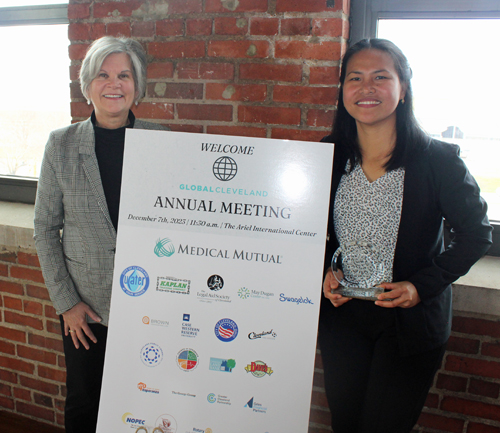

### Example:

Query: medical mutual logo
xmin=120 ymin=266 xmax=149 ymax=297
xmin=154 ymin=237 xmax=175 ymax=257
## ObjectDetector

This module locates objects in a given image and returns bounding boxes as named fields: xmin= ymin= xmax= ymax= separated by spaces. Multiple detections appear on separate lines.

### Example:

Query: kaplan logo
xmin=156 ymin=276 xmax=190 ymax=294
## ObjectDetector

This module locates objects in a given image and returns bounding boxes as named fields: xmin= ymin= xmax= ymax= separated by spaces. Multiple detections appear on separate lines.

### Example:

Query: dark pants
xmin=318 ymin=300 xmax=446 ymax=433
xmin=60 ymin=317 xmax=108 ymax=433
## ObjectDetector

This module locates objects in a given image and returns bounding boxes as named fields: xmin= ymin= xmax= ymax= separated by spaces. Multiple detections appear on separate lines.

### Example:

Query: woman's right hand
xmin=323 ymin=268 xmax=351 ymax=307
xmin=62 ymin=302 xmax=102 ymax=350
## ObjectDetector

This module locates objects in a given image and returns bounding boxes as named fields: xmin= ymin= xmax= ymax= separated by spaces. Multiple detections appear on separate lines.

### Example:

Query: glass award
xmin=330 ymin=240 xmax=386 ymax=301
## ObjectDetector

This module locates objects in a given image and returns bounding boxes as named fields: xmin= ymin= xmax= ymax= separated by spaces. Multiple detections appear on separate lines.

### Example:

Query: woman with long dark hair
xmin=319 ymin=38 xmax=492 ymax=433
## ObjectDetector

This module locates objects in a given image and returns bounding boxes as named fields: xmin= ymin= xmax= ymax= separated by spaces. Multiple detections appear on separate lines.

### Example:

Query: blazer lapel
xmin=78 ymin=118 xmax=116 ymax=233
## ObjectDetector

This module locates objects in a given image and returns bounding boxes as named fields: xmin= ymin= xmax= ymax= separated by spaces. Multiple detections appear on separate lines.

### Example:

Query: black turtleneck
xmin=92 ymin=111 xmax=135 ymax=231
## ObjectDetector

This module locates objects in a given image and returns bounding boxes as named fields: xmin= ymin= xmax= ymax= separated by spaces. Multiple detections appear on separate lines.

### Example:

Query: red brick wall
xmin=0 ymin=249 xmax=65 ymax=427
xmin=68 ymin=0 xmax=350 ymax=141
xmin=2 ymin=247 xmax=500 ymax=431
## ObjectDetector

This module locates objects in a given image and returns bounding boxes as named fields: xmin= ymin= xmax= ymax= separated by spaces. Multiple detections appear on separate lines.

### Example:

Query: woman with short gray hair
xmin=79 ymin=36 xmax=147 ymax=106
xmin=34 ymin=36 xmax=168 ymax=433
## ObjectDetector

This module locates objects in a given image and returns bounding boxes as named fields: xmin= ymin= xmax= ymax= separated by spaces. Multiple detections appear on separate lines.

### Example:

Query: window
xmin=0 ymin=1 xmax=69 ymax=203
xmin=350 ymin=0 xmax=500 ymax=255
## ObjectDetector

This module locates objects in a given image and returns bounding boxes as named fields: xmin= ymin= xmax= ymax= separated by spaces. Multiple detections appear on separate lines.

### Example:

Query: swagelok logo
xmin=279 ymin=293 xmax=314 ymax=305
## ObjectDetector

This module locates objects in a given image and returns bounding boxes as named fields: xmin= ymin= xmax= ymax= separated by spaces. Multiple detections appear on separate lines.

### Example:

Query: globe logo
xmin=154 ymin=238 xmax=175 ymax=257
xmin=213 ymin=156 xmax=237 ymax=181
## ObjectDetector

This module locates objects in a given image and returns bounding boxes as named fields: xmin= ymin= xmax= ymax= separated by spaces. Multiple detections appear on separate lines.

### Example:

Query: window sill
xmin=1 ymin=201 xmax=498 ymax=317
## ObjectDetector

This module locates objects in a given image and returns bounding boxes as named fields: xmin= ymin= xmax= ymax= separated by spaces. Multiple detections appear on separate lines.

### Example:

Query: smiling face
xmin=342 ymin=49 xmax=406 ymax=131
xmin=88 ymin=52 xmax=138 ymax=128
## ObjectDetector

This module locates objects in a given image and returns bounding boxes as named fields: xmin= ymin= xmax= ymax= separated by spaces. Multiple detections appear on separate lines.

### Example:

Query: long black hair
xmin=331 ymin=38 xmax=428 ymax=171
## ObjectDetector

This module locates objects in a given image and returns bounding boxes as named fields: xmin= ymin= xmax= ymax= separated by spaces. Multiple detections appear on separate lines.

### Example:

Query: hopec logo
xmin=213 ymin=156 xmax=238 ymax=181
xmin=122 ymin=412 xmax=146 ymax=426
xmin=207 ymin=274 xmax=224 ymax=291
xmin=154 ymin=238 xmax=175 ymax=257
xmin=140 ymin=343 xmax=163 ymax=367
xmin=214 ymin=318 xmax=238 ymax=342
xmin=245 ymin=360 xmax=273 ymax=378
xmin=120 ymin=266 xmax=150 ymax=297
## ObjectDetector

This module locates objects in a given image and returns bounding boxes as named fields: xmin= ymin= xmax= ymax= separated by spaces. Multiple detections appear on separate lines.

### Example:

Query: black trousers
xmin=318 ymin=300 xmax=446 ymax=433
xmin=60 ymin=317 xmax=108 ymax=433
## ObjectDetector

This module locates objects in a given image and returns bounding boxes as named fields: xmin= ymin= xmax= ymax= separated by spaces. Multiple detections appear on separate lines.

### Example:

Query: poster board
xmin=97 ymin=130 xmax=334 ymax=433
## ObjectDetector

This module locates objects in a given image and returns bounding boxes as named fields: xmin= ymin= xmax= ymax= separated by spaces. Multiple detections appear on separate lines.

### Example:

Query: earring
xmin=87 ymin=100 xmax=91 ymax=105
xmin=401 ymin=98 xmax=405 ymax=104
xmin=135 ymin=101 xmax=138 ymax=106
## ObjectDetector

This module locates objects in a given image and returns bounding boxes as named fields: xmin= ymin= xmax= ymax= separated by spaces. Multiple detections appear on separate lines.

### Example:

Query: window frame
xmin=350 ymin=0 xmax=499 ymax=256
xmin=0 ymin=3 xmax=68 ymax=204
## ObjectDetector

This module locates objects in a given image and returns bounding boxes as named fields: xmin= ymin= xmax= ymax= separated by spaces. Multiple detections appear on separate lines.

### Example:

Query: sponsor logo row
xmin=140 ymin=343 xmax=273 ymax=379
xmin=121 ymin=268 xmax=314 ymax=306
xmin=122 ymin=395 xmax=268 ymax=432
xmin=143 ymin=313 xmax=277 ymax=343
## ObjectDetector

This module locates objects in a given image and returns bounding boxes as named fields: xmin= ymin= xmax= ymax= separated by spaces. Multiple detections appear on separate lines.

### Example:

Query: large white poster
xmin=97 ymin=130 xmax=334 ymax=433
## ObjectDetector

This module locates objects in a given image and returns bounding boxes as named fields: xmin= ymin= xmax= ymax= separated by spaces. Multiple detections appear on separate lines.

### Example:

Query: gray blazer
xmin=34 ymin=117 xmax=166 ymax=326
